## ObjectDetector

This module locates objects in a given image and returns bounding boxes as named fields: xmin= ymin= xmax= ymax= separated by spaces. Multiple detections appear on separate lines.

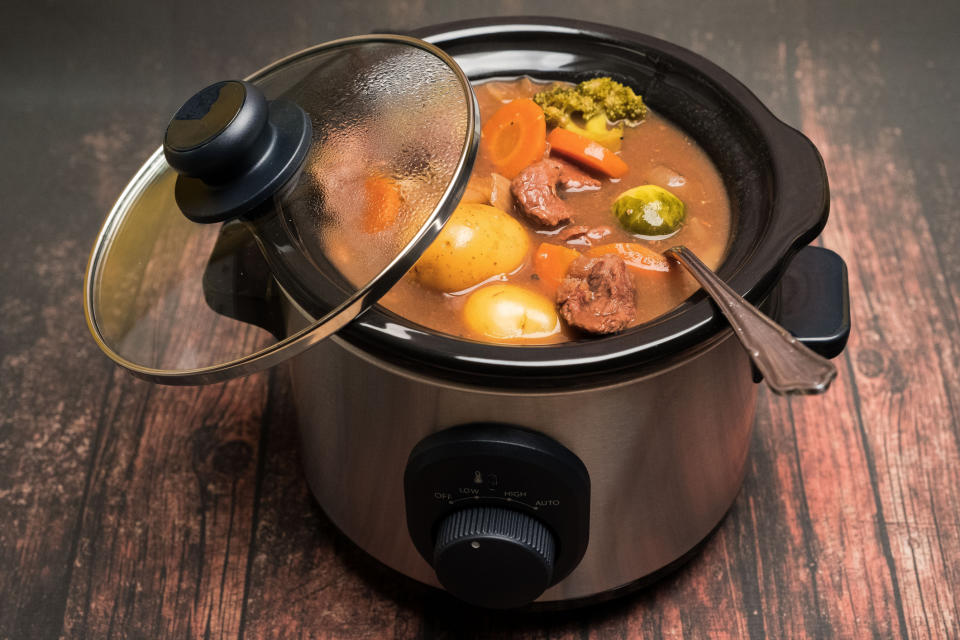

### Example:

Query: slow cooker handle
xmin=201 ymin=220 xmax=286 ymax=341
xmin=775 ymin=246 xmax=850 ymax=359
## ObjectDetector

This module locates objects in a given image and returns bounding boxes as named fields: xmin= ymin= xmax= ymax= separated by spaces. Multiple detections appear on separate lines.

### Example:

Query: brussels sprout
xmin=611 ymin=185 xmax=686 ymax=237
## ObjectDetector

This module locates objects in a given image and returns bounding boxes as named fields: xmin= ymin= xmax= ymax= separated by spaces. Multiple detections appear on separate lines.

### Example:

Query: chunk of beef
xmin=556 ymin=224 xmax=589 ymax=243
xmin=556 ymin=224 xmax=614 ymax=247
xmin=556 ymin=254 xmax=637 ymax=334
xmin=511 ymin=159 xmax=601 ymax=226
xmin=555 ymin=160 xmax=602 ymax=192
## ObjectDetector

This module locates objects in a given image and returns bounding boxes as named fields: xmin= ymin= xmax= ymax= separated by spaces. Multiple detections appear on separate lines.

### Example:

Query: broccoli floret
xmin=576 ymin=77 xmax=646 ymax=123
xmin=532 ymin=77 xmax=646 ymax=150
xmin=532 ymin=85 xmax=598 ymax=127
xmin=579 ymin=79 xmax=645 ymax=122
xmin=533 ymin=77 xmax=646 ymax=126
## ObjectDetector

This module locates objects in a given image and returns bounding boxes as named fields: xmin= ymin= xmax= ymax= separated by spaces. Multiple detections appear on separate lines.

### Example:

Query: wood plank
xmin=0 ymin=99 xmax=168 ymax=638
xmin=764 ymin=383 xmax=907 ymax=637
xmin=57 ymin=373 xmax=267 ymax=639
xmin=0 ymin=245 xmax=118 ymax=639
xmin=790 ymin=34 xmax=960 ymax=638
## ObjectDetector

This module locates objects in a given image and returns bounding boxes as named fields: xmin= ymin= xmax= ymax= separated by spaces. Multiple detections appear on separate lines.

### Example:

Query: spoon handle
xmin=665 ymin=246 xmax=837 ymax=395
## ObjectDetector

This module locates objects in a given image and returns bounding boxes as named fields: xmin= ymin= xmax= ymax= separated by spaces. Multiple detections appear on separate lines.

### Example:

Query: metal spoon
xmin=664 ymin=245 xmax=836 ymax=395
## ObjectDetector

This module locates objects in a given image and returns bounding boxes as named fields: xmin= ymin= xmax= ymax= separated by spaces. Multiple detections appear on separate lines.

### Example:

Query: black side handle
xmin=777 ymin=246 xmax=850 ymax=359
xmin=201 ymin=220 xmax=286 ymax=341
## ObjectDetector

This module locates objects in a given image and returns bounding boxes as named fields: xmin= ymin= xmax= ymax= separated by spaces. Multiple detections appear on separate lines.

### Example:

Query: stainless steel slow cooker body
xmin=268 ymin=19 xmax=844 ymax=607
xmin=83 ymin=18 xmax=848 ymax=610
xmin=290 ymin=323 xmax=757 ymax=604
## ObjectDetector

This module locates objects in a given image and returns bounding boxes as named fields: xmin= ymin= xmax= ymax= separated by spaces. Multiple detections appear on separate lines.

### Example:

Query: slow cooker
xmin=84 ymin=18 xmax=850 ymax=609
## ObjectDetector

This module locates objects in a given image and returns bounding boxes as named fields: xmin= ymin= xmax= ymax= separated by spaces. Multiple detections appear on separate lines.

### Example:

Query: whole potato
xmin=463 ymin=284 xmax=560 ymax=340
xmin=412 ymin=203 xmax=529 ymax=292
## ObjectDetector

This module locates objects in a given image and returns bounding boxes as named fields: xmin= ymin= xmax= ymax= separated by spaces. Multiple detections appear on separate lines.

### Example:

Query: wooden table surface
xmin=2 ymin=1 xmax=958 ymax=638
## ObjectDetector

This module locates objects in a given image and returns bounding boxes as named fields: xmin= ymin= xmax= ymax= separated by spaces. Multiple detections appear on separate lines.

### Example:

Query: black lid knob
xmin=163 ymin=80 xmax=312 ymax=223
xmin=433 ymin=506 xmax=555 ymax=609
xmin=164 ymin=80 xmax=269 ymax=184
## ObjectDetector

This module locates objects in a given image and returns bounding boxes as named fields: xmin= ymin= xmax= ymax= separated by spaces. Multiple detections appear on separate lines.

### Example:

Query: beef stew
xmin=366 ymin=77 xmax=733 ymax=343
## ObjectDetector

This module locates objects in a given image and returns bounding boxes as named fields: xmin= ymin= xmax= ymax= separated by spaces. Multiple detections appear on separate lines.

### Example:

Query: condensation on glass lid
xmin=84 ymin=37 xmax=476 ymax=381
xmin=279 ymin=44 xmax=470 ymax=289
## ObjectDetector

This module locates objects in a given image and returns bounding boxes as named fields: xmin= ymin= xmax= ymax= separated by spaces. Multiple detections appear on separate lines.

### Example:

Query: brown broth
xmin=376 ymin=77 xmax=732 ymax=343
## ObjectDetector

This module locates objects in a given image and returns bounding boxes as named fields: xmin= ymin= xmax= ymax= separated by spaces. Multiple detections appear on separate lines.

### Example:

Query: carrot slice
xmin=481 ymin=99 xmax=547 ymax=179
xmin=587 ymin=243 xmax=669 ymax=274
xmin=362 ymin=175 xmax=402 ymax=234
xmin=534 ymin=243 xmax=581 ymax=294
xmin=547 ymin=127 xmax=629 ymax=178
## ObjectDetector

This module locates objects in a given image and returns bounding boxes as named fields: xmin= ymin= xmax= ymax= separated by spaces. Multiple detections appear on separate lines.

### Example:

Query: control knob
xmin=432 ymin=506 xmax=555 ymax=609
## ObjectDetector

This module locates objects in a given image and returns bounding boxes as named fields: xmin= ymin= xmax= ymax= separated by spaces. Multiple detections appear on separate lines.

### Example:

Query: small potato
xmin=463 ymin=284 xmax=560 ymax=340
xmin=412 ymin=203 xmax=529 ymax=292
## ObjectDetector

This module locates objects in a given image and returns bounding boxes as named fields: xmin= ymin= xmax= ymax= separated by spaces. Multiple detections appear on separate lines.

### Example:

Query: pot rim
xmin=324 ymin=16 xmax=829 ymax=389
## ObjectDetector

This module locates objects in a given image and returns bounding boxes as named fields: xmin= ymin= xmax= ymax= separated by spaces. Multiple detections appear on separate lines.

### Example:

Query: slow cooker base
xmin=291 ymin=324 xmax=757 ymax=603
xmin=310 ymin=490 xmax=726 ymax=612
xmin=521 ymin=520 xmax=723 ymax=611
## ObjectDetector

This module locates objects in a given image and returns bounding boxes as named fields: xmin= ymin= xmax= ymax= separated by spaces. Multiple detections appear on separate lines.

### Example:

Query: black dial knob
xmin=163 ymin=80 xmax=312 ymax=224
xmin=433 ymin=506 xmax=555 ymax=609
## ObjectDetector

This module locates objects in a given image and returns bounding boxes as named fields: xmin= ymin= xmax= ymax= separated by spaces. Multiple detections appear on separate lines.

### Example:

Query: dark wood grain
xmin=792 ymin=31 xmax=960 ymax=636
xmin=1 ymin=1 xmax=958 ymax=638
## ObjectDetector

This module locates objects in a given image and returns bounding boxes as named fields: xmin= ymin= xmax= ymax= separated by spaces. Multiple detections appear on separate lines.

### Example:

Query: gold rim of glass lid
xmin=83 ymin=35 xmax=479 ymax=385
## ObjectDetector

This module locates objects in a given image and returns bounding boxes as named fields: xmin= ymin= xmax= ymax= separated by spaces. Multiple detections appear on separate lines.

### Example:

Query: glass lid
xmin=84 ymin=35 xmax=479 ymax=384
